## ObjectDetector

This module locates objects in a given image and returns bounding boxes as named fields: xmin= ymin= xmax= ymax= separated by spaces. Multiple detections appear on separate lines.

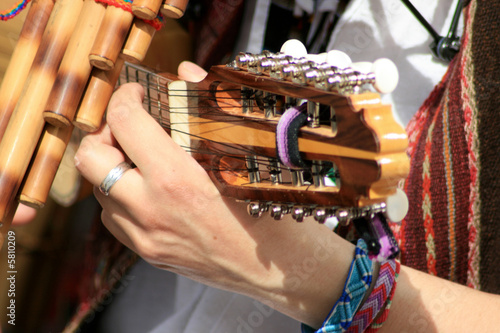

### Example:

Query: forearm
xmin=243 ymin=209 xmax=500 ymax=332
xmin=218 ymin=198 xmax=356 ymax=328
xmin=381 ymin=266 xmax=500 ymax=332
xmin=262 ymin=230 xmax=356 ymax=329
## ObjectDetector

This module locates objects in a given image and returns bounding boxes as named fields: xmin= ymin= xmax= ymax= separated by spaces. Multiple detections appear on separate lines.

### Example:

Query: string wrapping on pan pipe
xmin=0 ymin=0 xmax=31 ymax=21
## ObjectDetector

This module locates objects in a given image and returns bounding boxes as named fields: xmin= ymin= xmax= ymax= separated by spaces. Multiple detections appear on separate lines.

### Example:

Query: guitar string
xmin=154 ymin=86 xmax=333 ymax=186
xmin=118 ymin=69 xmax=339 ymax=188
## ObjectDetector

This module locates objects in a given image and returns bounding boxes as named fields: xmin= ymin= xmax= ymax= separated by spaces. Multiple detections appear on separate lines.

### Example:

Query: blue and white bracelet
xmin=302 ymin=239 xmax=374 ymax=333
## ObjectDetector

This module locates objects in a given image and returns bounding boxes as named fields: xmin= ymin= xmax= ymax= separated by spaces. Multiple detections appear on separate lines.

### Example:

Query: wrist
xmin=302 ymin=239 xmax=375 ymax=332
xmin=238 ymin=214 xmax=357 ymax=327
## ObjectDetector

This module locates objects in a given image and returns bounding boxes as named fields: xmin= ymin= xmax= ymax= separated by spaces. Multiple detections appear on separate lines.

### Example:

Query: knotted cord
xmin=0 ymin=0 xmax=164 ymax=29
xmin=0 ymin=0 xmax=31 ymax=21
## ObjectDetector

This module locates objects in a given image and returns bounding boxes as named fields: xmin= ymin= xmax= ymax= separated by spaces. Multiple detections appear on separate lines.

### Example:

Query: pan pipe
xmin=0 ymin=0 xmax=189 ymax=248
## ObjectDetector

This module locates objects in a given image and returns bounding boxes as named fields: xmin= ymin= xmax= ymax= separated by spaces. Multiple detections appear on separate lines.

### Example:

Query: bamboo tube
xmin=132 ymin=0 xmax=162 ymax=20
xmin=73 ymin=57 xmax=125 ymax=132
xmin=0 ymin=0 xmax=55 ymax=141
xmin=89 ymin=5 xmax=134 ymax=71
xmin=19 ymin=124 xmax=73 ymax=209
xmin=121 ymin=18 xmax=156 ymax=64
xmin=44 ymin=0 xmax=107 ymax=128
xmin=161 ymin=0 xmax=188 ymax=19
xmin=0 ymin=0 xmax=84 ymax=245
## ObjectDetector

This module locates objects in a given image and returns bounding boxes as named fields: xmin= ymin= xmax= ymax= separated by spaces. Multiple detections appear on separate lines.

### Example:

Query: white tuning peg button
xmin=385 ymin=188 xmax=409 ymax=223
xmin=280 ymin=39 xmax=308 ymax=58
xmin=326 ymin=50 xmax=352 ymax=68
xmin=350 ymin=61 xmax=373 ymax=74
xmin=304 ymin=52 xmax=327 ymax=64
xmin=371 ymin=58 xmax=399 ymax=94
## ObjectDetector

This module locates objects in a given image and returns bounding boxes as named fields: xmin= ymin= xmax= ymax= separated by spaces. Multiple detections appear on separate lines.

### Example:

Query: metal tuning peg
xmin=351 ymin=58 xmax=399 ymax=94
xmin=247 ymin=201 xmax=268 ymax=218
xmin=291 ymin=205 xmax=312 ymax=222
xmin=313 ymin=207 xmax=333 ymax=224
xmin=245 ymin=155 xmax=261 ymax=183
xmin=235 ymin=51 xmax=270 ymax=74
xmin=269 ymin=203 xmax=290 ymax=220
xmin=307 ymin=102 xmax=320 ymax=128
xmin=241 ymin=87 xmax=254 ymax=114
xmin=334 ymin=208 xmax=352 ymax=226
xmin=259 ymin=53 xmax=293 ymax=76
xmin=268 ymin=158 xmax=282 ymax=184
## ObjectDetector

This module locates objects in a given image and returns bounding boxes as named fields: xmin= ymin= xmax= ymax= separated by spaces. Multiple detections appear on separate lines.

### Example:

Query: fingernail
xmin=180 ymin=61 xmax=207 ymax=82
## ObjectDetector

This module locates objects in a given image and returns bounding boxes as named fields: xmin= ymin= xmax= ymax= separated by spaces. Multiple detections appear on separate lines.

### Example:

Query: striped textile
xmin=397 ymin=0 xmax=500 ymax=293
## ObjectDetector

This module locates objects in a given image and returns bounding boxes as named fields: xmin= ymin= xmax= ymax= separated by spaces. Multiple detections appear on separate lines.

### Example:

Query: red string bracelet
xmin=0 ymin=0 xmax=31 ymax=21
xmin=364 ymin=260 xmax=401 ymax=332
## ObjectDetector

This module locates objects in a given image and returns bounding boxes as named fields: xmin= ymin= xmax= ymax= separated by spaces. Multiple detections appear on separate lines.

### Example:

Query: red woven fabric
xmin=397 ymin=0 xmax=500 ymax=293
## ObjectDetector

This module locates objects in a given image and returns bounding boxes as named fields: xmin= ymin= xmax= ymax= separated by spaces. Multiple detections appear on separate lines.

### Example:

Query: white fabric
xmin=234 ymin=0 xmax=272 ymax=54
xmin=95 ymin=259 xmax=300 ymax=332
xmin=327 ymin=0 xmax=462 ymax=125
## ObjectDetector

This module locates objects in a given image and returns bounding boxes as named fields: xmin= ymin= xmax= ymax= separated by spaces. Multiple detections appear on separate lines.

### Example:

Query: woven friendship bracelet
xmin=346 ymin=259 xmax=399 ymax=333
xmin=365 ymin=260 xmax=400 ymax=333
xmin=302 ymin=239 xmax=374 ymax=333
xmin=0 ymin=0 xmax=31 ymax=21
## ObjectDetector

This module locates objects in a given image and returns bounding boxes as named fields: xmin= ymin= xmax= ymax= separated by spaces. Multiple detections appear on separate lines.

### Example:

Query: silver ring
xmin=99 ymin=161 xmax=132 ymax=196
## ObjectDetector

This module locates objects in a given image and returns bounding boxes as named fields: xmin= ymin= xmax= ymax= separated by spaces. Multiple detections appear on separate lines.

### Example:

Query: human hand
xmin=74 ymin=61 xmax=354 ymax=327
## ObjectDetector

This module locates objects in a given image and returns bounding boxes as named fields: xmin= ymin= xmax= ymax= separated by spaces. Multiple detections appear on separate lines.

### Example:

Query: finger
xmin=100 ymin=205 xmax=140 ymax=253
xmin=75 ymin=135 xmax=142 ymax=202
xmin=90 ymin=120 xmax=117 ymax=147
xmin=12 ymin=204 xmax=37 ymax=225
xmin=98 ymin=194 xmax=171 ymax=267
xmin=105 ymin=83 xmax=188 ymax=177
xmin=177 ymin=61 xmax=208 ymax=82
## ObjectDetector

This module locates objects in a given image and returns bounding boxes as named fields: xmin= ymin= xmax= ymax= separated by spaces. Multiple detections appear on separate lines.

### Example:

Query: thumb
xmin=177 ymin=61 xmax=208 ymax=82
